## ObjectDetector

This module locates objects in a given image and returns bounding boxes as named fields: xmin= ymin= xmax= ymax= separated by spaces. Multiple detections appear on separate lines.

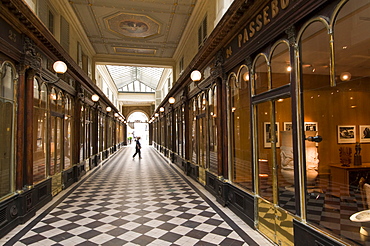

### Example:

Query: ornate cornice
xmin=0 ymin=0 xmax=119 ymax=112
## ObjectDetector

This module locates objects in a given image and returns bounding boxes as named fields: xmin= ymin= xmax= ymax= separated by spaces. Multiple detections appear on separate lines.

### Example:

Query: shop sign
xmin=225 ymin=0 xmax=295 ymax=60
xmin=0 ymin=16 xmax=23 ymax=51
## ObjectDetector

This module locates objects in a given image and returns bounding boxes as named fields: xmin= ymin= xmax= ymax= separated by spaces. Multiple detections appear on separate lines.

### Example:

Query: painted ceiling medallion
xmin=105 ymin=12 xmax=160 ymax=38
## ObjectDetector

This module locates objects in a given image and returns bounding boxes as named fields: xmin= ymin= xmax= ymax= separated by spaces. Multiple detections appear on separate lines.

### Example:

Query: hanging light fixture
xmin=159 ymin=107 xmax=165 ymax=112
xmin=106 ymin=106 xmax=112 ymax=112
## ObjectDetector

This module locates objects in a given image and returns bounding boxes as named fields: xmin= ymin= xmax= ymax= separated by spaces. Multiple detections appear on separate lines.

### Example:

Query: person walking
xmin=132 ymin=137 xmax=142 ymax=159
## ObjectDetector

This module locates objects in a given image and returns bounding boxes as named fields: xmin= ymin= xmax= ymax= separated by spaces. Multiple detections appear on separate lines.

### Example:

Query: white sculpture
xmin=280 ymin=131 xmax=319 ymax=187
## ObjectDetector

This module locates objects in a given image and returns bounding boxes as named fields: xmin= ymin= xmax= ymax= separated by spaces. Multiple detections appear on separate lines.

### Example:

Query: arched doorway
xmin=127 ymin=111 xmax=149 ymax=146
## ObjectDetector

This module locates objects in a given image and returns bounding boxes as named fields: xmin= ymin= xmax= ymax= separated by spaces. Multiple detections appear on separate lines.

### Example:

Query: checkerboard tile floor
xmin=276 ymin=184 xmax=370 ymax=245
xmin=2 ymin=146 xmax=272 ymax=246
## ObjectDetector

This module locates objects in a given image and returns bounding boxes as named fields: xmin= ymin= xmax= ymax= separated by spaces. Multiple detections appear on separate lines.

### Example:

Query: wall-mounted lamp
xmin=168 ymin=97 xmax=176 ymax=104
xmin=155 ymin=113 xmax=159 ymax=117
xmin=91 ymin=94 xmax=100 ymax=102
xmin=106 ymin=106 xmax=112 ymax=112
xmin=53 ymin=61 xmax=68 ymax=74
xmin=191 ymin=69 xmax=208 ymax=91
xmin=159 ymin=107 xmax=165 ymax=112
xmin=114 ymin=113 xmax=119 ymax=117
xmin=44 ymin=61 xmax=68 ymax=84
xmin=190 ymin=70 xmax=202 ymax=82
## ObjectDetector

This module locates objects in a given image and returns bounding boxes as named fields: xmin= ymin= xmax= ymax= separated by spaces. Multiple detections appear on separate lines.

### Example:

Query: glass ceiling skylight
xmin=106 ymin=65 xmax=164 ymax=93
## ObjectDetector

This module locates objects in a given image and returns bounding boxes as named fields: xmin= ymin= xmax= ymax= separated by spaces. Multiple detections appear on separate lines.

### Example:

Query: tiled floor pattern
xmin=275 ymin=185 xmax=370 ymax=245
xmin=2 ymin=146 xmax=272 ymax=246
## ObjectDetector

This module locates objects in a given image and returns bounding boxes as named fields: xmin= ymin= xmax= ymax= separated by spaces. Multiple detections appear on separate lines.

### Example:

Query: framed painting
xmin=264 ymin=122 xmax=280 ymax=148
xmin=337 ymin=125 xmax=356 ymax=144
xmin=359 ymin=125 xmax=370 ymax=143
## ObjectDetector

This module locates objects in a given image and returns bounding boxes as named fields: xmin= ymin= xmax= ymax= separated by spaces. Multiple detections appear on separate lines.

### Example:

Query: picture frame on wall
xmin=264 ymin=122 xmax=280 ymax=148
xmin=359 ymin=125 xmax=370 ymax=143
xmin=283 ymin=122 xmax=292 ymax=131
xmin=305 ymin=122 xmax=318 ymax=131
xmin=337 ymin=125 xmax=356 ymax=144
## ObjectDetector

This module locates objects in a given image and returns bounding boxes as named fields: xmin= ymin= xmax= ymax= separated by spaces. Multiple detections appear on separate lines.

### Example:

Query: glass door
xmin=50 ymin=113 xmax=63 ymax=196
xmin=198 ymin=114 xmax=206 ymax=184
xmin=197 ymin=93 xmax=207 ymax=185
xmin=255 ymin=97 xmax=295 ymax=246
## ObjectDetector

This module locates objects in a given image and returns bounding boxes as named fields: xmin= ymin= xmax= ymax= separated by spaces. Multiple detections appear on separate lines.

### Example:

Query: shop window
xmin=160 ymin=115 xmax=165 ymax=147
xmin=300 ymin=1 xmax=370 ymax=244
xmin=254 ymin=55 xmax=269 ymax=95
xmin=167 ymin=113 xmax=172 ymax=150
xmin=64 ymin=96 xmax=73 ymax=170
xmin=229 ymin=65 xmax=252 ymax=191
xmin=300 ymin=18 xmax=331 ymax=229
xmin=50 ymin=88 xmax=57 ymax=112
xmin=190 ymin=98 xmax=197 ymax=164
xmin=256 ymin=101 xmax=273 ymax=201
xmin=0 ymin=62 xmax=16 ymax=198
xmin=199 ymin=93 xmax=207 ymax=170
xmin=275 ymin=97 xmax=295 ymax=214
xmin=79 ymin=104 xmax=85 ymax=162
xmin=181 ymin=105 xmax=185 ymax=158
xmin=33 ymin=81 xmax=47 ymax=184
xmin=271 ymin=42 xmax=291 ymax=88
xmin=208 ymin=86 xmax=218 ymax=175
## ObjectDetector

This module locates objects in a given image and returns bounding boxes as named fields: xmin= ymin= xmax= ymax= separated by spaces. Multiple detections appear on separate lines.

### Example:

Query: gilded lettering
xmin=271 ymin=0 xmax=279 ymax=18
xmin=226 ymin=46 xmax=233 ymax=58
xmin=243 ymin=28 xmax=249 ymax=43
xmin=8 ymin=30 xmax=16 ymax=43
xmin=249 ymin=21 xmax=256 ymax=38
xmin=281 ymin=0 xmax=290 ymax=9
xmin=263 ymin=6 xmax=271 ymax=25
xmin=238 ymin=34 xmax=243 ymax=48
xmin=256 ymin=14 xmax=263 ymax=31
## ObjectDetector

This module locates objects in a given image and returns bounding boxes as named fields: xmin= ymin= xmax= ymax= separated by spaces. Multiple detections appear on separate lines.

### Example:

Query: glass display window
xmin=229 ymin=65 xmax=252 ymax=191
xmin=0 ymin=62 xmax=16 ymax=199
xmin=298 ymin=1 xmax=370 ymax=244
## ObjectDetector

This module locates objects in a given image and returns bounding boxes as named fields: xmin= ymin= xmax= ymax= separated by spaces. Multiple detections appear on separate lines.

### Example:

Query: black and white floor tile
xmin=1 ymin=146 xmax=272 ymax=246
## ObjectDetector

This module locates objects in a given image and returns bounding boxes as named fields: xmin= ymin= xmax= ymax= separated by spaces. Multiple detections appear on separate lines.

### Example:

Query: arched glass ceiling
xmin=106 ymin=65 xmax=164 ymax=92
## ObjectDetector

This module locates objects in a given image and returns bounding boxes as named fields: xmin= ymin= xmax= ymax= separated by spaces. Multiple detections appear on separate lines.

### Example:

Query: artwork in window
xmin=264 ymin=122 xmax=280 ymax=148
xmin=359 ymin=125 xmax=370 ymax=143
xmin=337 ymin=125 xmax=356 ymax=144
xmin=283 ymin=122 xmax=292 ymax=131
xmin=305 ymin=122 xmax=318 ymax=131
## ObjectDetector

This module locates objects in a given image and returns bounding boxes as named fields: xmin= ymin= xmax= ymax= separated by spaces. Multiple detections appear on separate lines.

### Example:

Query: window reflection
xmin=0 ymin=62 xmax=16 ymax=198
xmin=300 ymin=1 xmax=370 ymax=244
xmin=230 ymin=66 xmax=252 ymax=191
xmin=33 ymin=81 xmax=47 ymax=184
